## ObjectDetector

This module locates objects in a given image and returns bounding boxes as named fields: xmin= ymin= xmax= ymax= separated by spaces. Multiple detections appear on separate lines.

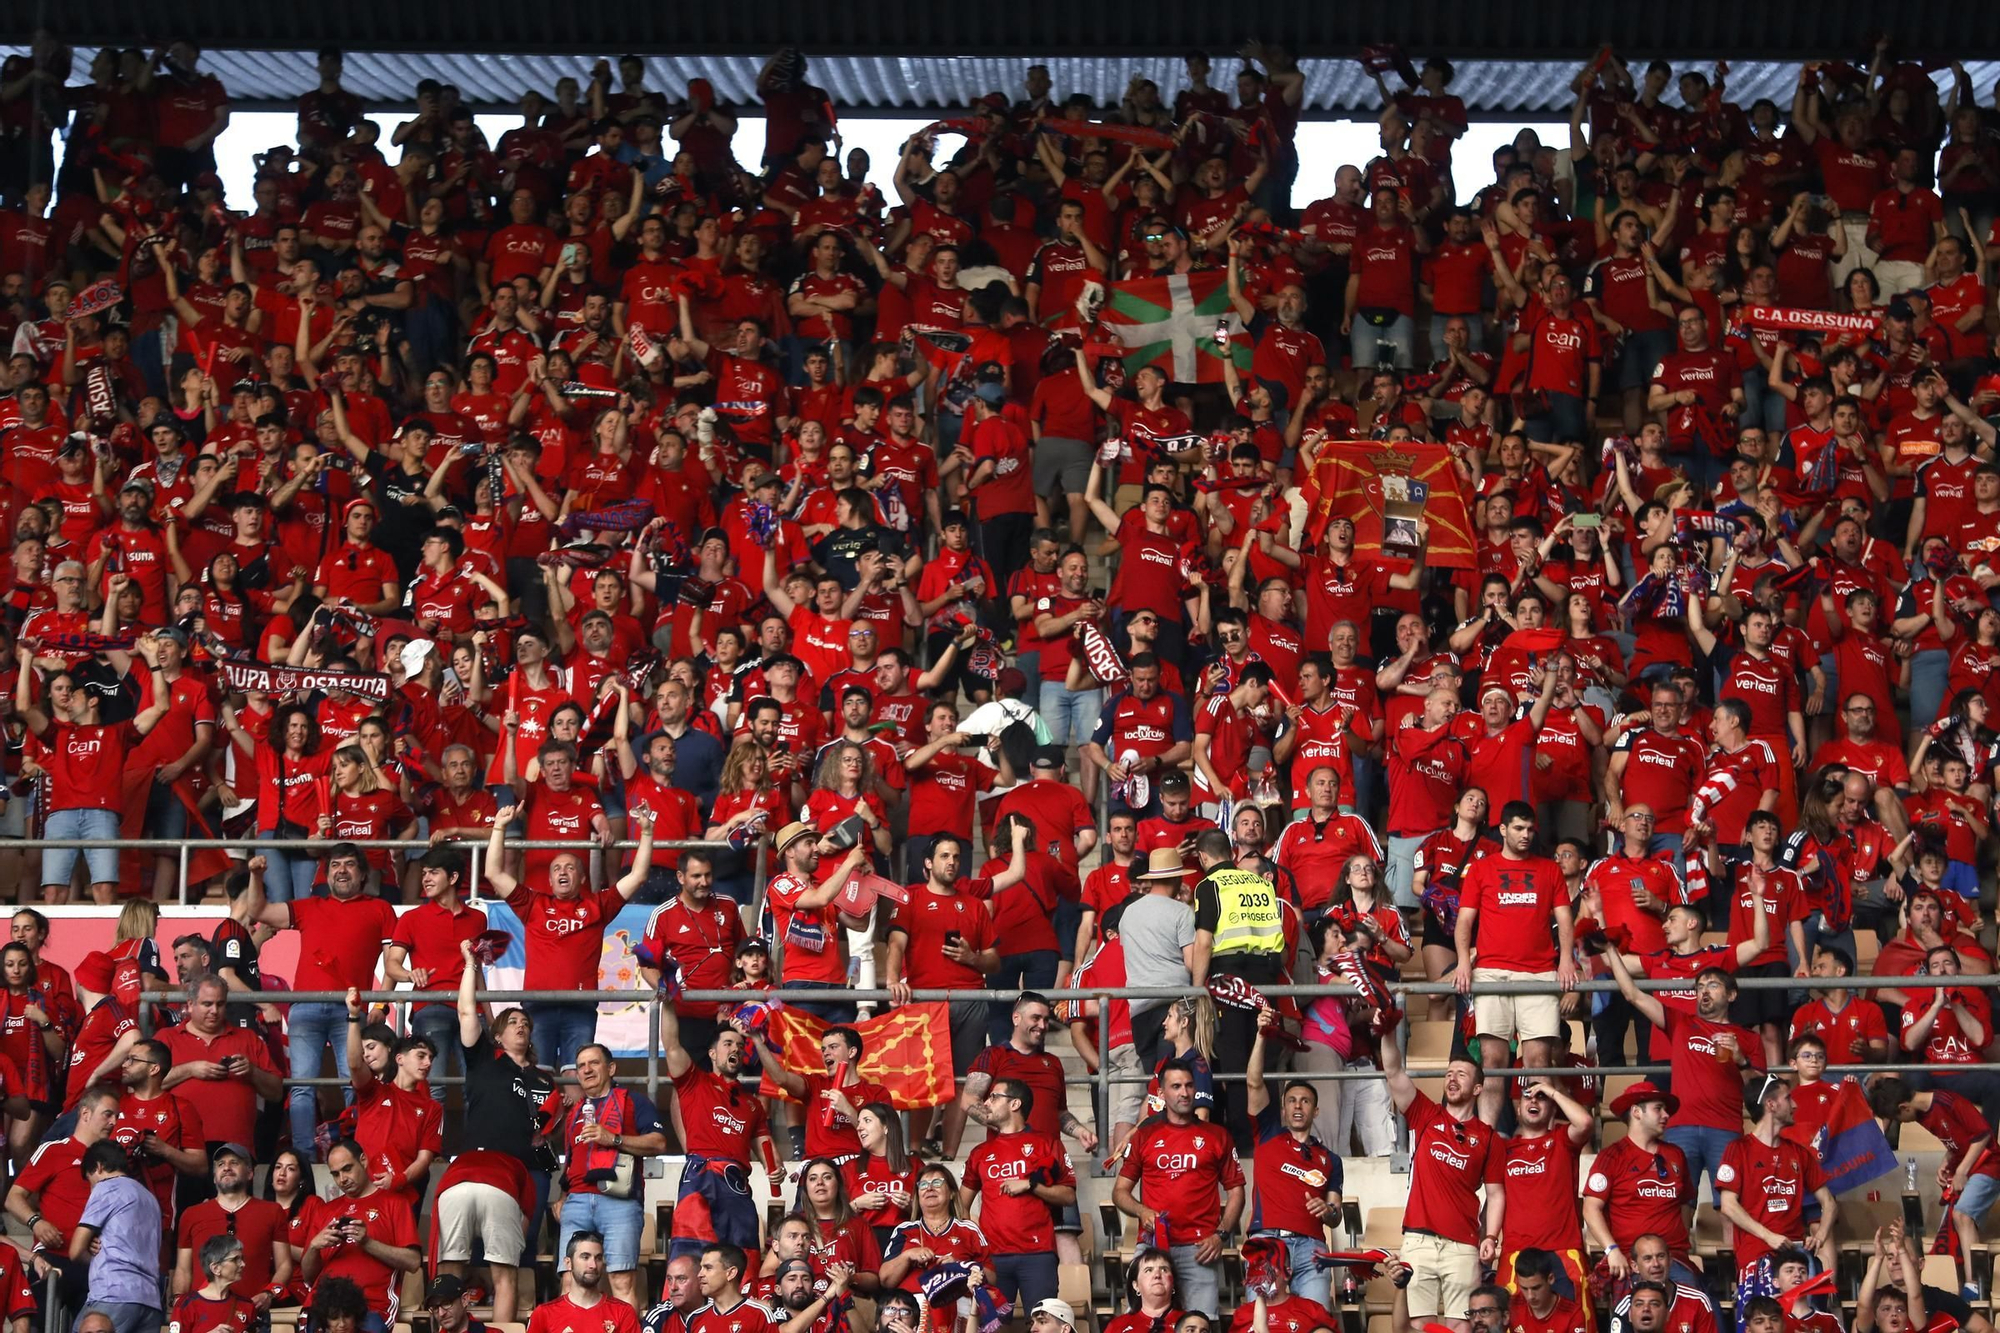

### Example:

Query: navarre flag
xmin=1299 ymin=440 xmax=1477 ymax=568
xmin=757 ymin=1001 xmax=954 ymax=1109
xmin=1100 ymin=272 xmax=1252 ymax=383
xmin=1803 ymin=1077 xmax=1897 ymax=1197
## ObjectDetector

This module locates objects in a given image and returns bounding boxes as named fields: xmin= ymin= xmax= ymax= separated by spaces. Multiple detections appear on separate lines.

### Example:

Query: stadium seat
xmin=1363 ymin=1207 xmax=1405 ymax=1249
xmin=1060 ymin=1262 xmax=1096 ymax=1323
xmin=1406 ymin=1022 xmax=1455 ymax=1069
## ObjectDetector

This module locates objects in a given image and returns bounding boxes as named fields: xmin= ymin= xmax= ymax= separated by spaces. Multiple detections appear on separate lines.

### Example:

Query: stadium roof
xmin=9 ymin=0 xmax=2000 ymax=116
xmin=14 ymin=52 xmax=2000 ymax=120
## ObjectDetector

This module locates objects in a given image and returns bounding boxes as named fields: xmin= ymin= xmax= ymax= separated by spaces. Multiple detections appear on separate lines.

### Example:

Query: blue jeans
xmin=990 ymin=1252 xmax=1060 ymax=1313
xmin=1526 ymin=392 xmax=1588 ymax=445
xmin=1387 ymin=834 xmax=1425 ymax=910
xmin=525 ymin=1000 xmax=599 ymax=1073
xmin=1038 ymin=680 xmax=1102 ymax=749
xmin=259 ymin=828 xmax=319 ymax=904
xmin=1167 ymin=1244 xmax=1223 ymax=1318
xmin=410 ymin=1005 xmax=460 ymax=1107
xmin=76 ymin=1303 xmax=163 ymax=1333
xmin=1272 ymin=1231 xmax=1332 ymax=1308
xmin=1911 ymin=650 xmax=1949 ymax=741
xmin=778 ymin=980 xmax=855 ymax=1024
xmin=1669 ymin=448 xmax=1721 ymax=503
xmin=1664 ymin=1124 xmax=1739 ymax=1205
xmin=287 ymin=1001 xmax=352 ymax=1161
xmin=557 ymin=1190 xmax=643 ymax=1273
xmin=41 ymin=806 xmax=119 ymax=889
xmin=1349 ymin=314 xmax=1415 ymax=370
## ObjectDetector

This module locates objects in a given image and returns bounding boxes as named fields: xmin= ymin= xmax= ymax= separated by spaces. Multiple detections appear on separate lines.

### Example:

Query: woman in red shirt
xmin=803 ymin=742 xmax=893 ymax=865
xmin=705 ymin=741 xmax=791 ymax=902
xmin=219 ymin=701 xmax=332 ymax=903
xmin=799 ymin=1157 xmax=884 ymax=1287
xmin=319 ymin=744 xmax=416 ymax=895
xmin=844 ymin=1103 xmax=918 ymax=1250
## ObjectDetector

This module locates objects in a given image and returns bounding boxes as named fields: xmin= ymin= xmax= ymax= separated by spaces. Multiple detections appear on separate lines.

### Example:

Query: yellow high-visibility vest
xmin=1207 ymin=867 xmax=1286 ymax=956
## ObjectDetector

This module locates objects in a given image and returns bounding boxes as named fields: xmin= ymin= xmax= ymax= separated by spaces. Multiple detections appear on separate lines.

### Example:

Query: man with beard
xmin=1719 ymin=1074 xmax=1836 ymax=1274
xmin=172 ymin=1143 xmax=292 ymax=1307
xmin=1494 ymin=1079 xmax=1594 ymax=1304
xmin=1379 ymin=1024 xmax=1502 ymax=1333
xmin=528 ymin=1233 xmax=639 ymax=1333
xmin=615 ymin=731 xmax=704 ymax=898
xmin=114 ymin=1038 xmax=208 ymax=1223
xmin=311 ymin=498 xmax=400 ymax=616
xmin=659 ymin=1002 xmax=770 ymax=1260
xmin=641 ymin=854 xmax=745 ymax=1062
xmin=422 ymin=1276 xmax=490 ymax=1333
xmin=85 ymin=481 xmax=169 ymax=621
xmin=768 ymin=1257 xmax=853 ymax=1333
xmin=293 ymin=1140 xmax=422 ymax=1324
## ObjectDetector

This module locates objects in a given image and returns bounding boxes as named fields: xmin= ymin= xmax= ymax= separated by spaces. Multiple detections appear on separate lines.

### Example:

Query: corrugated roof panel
xmin=10 ymin=48 xmax=2000 ymax=119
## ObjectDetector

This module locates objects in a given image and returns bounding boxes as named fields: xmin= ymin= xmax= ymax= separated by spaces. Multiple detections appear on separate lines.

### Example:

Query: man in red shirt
xmin=173 ymin=1145 xmax=293 ymax=1311
xmin=293 ymin=1139 xmax=423 ymax=1323
xmin=1454 ymin=801 xmax=1577 ymax=1122
xmin=1379 ymin=1024 xmax=1501 ymax=1333
xmin=527 ymin=1234 xmax=640 ymax=1333
xmin=1866 ymin=147 xmax=1944 ymax=298
xmin=638 ymin=854 xmax=744 ymax=1068
xmin=964 ymin=1077 xmax=1078 ymax=1316
xmin=7 ymin=1084 xmax=119 ymax=1287
xmin=152 ymin=963 xmax=275 ymax=1149
xmin=244 ymin=845 xmax=397 ymax=1163
xmin=1506 ymin=1250 xmax=1588 ymax=1333
xmin=1648 ymin=306 xmax=1743 ymax=496
xmin=758 ymin=821 xmax=870 ymax=1024
xmin=310 ymin=499 xmax=401 ymax=616
xmin=1582 ymin=1084 xmax=1695 ymax=1274
xmin=660 ymin=1000 xmax=772 ymax=1260
xmin=1718 ymin=1074 xmax=1836 ymax=1275
xmin=482 ymin=811 xmax=658 ymax=1072
xmin=1112 ymin=1062 xmax=1244 ymax=1319
xmin=385 ymin=848 xmax=486 ymax=1101
xmin=1516 ymin=272 xmax=1601 ymax=447
xmin=1342 ymin=187 xmax=1425 ymax=370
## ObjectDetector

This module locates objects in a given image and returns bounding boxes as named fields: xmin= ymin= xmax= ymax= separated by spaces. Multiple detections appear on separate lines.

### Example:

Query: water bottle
xmin=1906 ymin=1156 xmax=1918 ymax=1192
xmin=580 ymin=1098 xmax=598 ymax=1129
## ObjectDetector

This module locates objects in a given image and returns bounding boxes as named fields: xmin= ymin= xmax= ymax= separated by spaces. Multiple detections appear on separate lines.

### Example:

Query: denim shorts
xmin=558 ymin=1189 xmax=643 ymax=1272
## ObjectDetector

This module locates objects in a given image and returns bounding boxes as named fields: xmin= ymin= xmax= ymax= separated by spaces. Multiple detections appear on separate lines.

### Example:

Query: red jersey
xmin=288 ymin=1191 xmax=420 ymax=1320
xmin=1401 ymin=1091 xmax=1503 ymax=1246
xmin=531 ymin=1296 xmax=641 ymax=1333
xmin=1788 ymin=998 xmax=1887 ymax=1062
xmin=669 ymin=1065 xmax=768 ymax=1167
xmin=1582 ymin=1135 xmax=1694 ymax=1255
xmin=1116 ymin=1118 xmax=1244 ymax=1246
xmin=1666 ymin=1010 xmax=1766 ymax=1132
xmin=1716 ymin=1133 xmax=1826 ymax=1269
xmin=504 ymin=883 xmax=624 ymax=991
xmin=967 ymin=1129 xmax=1076 ymax=1252
xmin=1499 ymin=1129 xmax=1585 ymax=1253
xmin=1460 ymin=854 xmax=1567 ymax=972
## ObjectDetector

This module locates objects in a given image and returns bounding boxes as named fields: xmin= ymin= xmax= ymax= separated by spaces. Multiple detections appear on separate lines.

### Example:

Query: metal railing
xmin=22 ymin=835 xmax=735 ymax=904
xmin=173 ymin=973 xmax=2000 ymax=1139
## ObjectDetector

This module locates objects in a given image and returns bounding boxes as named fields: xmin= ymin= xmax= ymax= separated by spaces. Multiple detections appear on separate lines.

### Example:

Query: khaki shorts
xmin=1470 ymin=968 xmax=1562 ymax=1042
xmin=435 ymin=1181 xmax=526 ymax=1265
xmin=1403 ymin=1231 xmax=1480 ymax=1320
xmin=1108 ymin=1043 xmax=1146 ymax=1130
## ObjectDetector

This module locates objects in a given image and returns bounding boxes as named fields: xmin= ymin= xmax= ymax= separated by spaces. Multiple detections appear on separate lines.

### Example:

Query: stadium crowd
xmin=0 ymin=26 xmax=1992 ymax=1333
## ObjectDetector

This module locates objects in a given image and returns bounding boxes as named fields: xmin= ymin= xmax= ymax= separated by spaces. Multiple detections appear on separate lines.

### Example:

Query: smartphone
xmin=1571 ymin=512 xmax=1604 ymax=528
xmin=944 ymin=931 xmax=963 ymax=948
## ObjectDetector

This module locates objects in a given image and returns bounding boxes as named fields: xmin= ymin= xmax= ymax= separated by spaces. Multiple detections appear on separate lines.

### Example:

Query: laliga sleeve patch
xmin=1715 ymin=1164 xmax=1736 ymax=1184
xmin=1587 ymin=1172 xmax=1609 ymax=1192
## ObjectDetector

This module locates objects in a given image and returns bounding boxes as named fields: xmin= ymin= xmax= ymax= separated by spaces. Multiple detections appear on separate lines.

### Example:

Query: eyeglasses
xmin=917 ymin=1179 xmax=949 ymax=1192
xmin=1467 ymin=1309 xmax=1504 ymax=1319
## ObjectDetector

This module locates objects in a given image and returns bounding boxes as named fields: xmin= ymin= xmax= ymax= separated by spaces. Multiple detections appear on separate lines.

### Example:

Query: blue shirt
xmin=80 ymin=1174 xmax=162 ymax=1308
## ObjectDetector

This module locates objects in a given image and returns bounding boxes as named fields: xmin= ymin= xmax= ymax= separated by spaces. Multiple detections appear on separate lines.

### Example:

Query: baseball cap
xmin=1030 ymin=1300 xmax=1077 ymax=1330
xmin=973 ymin=381 xmax=1007 ymax=407
xmin=1031 ymin=746 xmax=1065 ymax=771
xmin=211 ymin=1142 xmax=254 ymax=1165
xmin=425 ymin=1276 xmax=468 ymax=1308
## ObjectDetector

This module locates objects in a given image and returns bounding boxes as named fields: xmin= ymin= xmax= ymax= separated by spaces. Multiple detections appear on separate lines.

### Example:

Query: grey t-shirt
xmin=1118 ymin=891 xmax=1195 ymax=1016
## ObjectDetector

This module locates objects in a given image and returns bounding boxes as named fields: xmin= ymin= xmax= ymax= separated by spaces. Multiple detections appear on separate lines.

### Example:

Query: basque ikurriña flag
xmin=1100 ymin=272 xmax=1253 ymax=383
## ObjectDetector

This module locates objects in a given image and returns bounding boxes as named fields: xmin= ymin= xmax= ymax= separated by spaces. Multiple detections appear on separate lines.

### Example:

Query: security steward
xmin=1188 ymin=827 xmax=1289 ymax=1152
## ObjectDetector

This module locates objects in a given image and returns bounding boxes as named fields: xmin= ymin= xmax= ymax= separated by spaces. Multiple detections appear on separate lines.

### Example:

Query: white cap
xmin=401 ymin=638 xmax=435 ymax=678
xmin=1030 ymin=1301 xmax=1077 ymax=1330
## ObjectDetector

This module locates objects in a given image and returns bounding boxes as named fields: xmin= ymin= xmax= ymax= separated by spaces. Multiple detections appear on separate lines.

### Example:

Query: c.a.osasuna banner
xmin=757 ymin=1001 xmax=954 ymax=1109
xmin=1100 ymin=272 xmax=1252 ymax=383
xmin=1299 ymin=440 xmax=1477 ymax=567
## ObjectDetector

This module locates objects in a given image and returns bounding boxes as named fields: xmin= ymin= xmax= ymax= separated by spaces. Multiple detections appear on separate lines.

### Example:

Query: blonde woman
xmin=317 ymin=743 xmax=415 ymax=897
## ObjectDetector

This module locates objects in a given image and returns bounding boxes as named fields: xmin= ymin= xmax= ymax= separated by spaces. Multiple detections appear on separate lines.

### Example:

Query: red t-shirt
xmin=670 ymin=1065 xmax=768 ymax=1167
xmin=764 ymin=870 xmax=844 ymax=986
xmin=887 ymin=886 xmax=995 ymax=990
xmin=504 ymin=883 xmax=625 ymax=991
xmin=288 ymin=894 xmax=398 ymax=992
xmin=1716 ymin=1134 xmax=1826 ymax=1269
xmin=1401 ymin=1091 xmax=1503 ymax=1246
xmin=1499 ymin=1129 xmax=1585 ymax=1253
xmin=176 ymin=1197 xmax=290 ymax=1298
xmin=386 ymin=900 xmax=488 ymax=1013
xmin=963 ymin=1129 xmax=1076 ymax=1252
xmin=1667 ymin=1010 xmax=1766 ymax=1131
xmin=800 ymin=1072 xmax=894 ymax=1160
xmin=1787 ymin=998 xmax=1887 ymax=1062
xmin=288 ymin=1192 xmax=420 ymax=1320
xmin=1725 ymin=863 xmax=1808 ymax=969
xmin=1582 ymin=1135 xmax=1694 ymax=1255
xmin=1115 ymin=1118 xmax=1242 ymax=1246
xmin=530 ymin=1295 xmax=641 ymax=1333
xmin=1459 ymin=853 xmax=1567 ymax=972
